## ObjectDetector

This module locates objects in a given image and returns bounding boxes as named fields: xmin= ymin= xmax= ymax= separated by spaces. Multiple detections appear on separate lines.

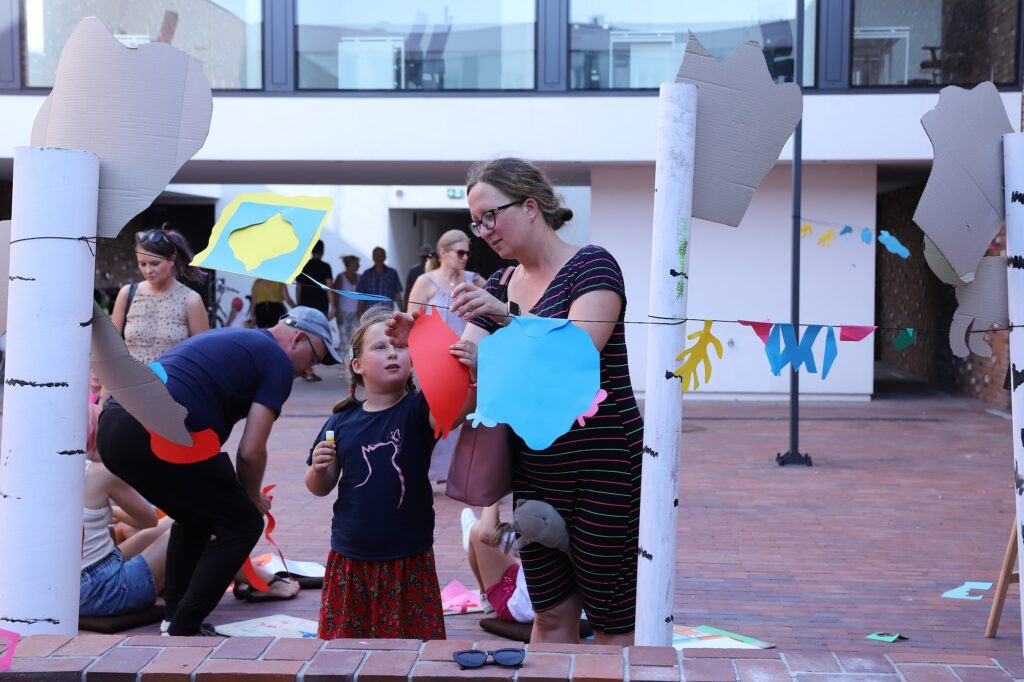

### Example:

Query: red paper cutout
xmin=839 ymin=325 xmax=876 ymax=342
xmin=0 ymin=627 xmax=20 ymax=672
xmin=148 ymin=427 xmax=220 ymax=464
xmin=739 ymin=319 xmax=773 ymax=344
xmin=408 ymin=307 xmax=470 ymax=439
xmin=242 ymin=484 xmax=288 ymax=593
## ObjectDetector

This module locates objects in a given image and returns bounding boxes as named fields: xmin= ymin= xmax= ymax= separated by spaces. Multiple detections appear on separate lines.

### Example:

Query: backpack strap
xmin=121 ymin=282 xmax=140 ymax=338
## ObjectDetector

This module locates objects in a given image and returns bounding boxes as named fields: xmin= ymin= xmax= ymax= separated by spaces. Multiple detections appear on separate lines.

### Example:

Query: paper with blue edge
xmin=821 ymin=327 xmax=838 ymax=380
xmin=941 ymin=581 xmax=992 ymax=600
xmin=766 ymin=324 xmax=820 ymax=376
xmin=300 ymin=272 xmax=392 ymax=302
xmin=469 ymin=317 xmax=600 ymax=451
xmin=148 ymin=361 xmax=168 ymax=383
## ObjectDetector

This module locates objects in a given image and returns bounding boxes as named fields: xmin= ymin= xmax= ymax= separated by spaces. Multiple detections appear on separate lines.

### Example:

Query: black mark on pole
xmin=0 ymin=616 xmax=60 ymax=625
xmin=1013 ymin=364 xmax=1024 ymax=391
xmin=665 ymin=371 xmax=681 ymax=382
xmin=1020 ymin=428 xmax=1024 ymax=450
xmin=8 ymin=276 xmax=35 ymax=281
xmin=79 ymin=319 xmax=93 ymax=327
xmin=669 ymin=268 xmax=688 ymax=279
xmin=1012 ymin=190 xmax=1024 ymax=205
xmin=643 ymin=445 xmax=659 ymax=458
xmin=1010 ymin=256 xmax=1024 ymax=270
xmin=639 ymin=546 xmax=654 ymax=561
xmin=5 ymin=378 xmax=69 ymax=388
xmin=57 ymin=449 xmax=86 ymax=456
xmin=673 ymin=498 xmax=679 ymax=507
xmin=664 ymin=615 xmax=675 ymax=623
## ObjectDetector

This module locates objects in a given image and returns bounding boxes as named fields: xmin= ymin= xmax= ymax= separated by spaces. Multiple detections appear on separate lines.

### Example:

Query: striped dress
xmin=473 ymin=244 xmax=642 ymax=634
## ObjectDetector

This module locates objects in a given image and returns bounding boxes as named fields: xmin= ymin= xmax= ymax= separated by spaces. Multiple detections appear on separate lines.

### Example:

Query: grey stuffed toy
xmin=511 ymin=499 xmax=570 ymax=554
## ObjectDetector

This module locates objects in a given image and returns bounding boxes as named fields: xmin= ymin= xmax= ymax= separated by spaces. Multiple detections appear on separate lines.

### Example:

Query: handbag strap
xmin=492 ymin=266 xmax=520 ymax=315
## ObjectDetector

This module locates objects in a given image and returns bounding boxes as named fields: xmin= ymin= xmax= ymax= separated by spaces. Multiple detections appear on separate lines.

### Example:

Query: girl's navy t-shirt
xmin=308 ymin=392 xmax=438 ymax=561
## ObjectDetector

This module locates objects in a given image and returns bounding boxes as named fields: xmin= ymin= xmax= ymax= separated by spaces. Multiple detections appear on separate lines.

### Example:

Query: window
xmin=569 ymin=1 xmax=816 ymax=90
xmin=296 ymin=2 xmax=535 ymax=91
xmin=21 ymin=0 xmax=263 ymax=90
xmin=852 ymin=0 xmax=1019 ymax=87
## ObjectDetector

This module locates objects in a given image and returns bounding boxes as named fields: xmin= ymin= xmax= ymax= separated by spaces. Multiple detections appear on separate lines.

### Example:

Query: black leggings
xmin=96 ymin=405 xmax=263 ymax=635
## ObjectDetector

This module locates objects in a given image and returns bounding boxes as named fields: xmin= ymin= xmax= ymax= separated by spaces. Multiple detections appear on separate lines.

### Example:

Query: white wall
xmin=592 ymin=163 xmax=877 ymax=399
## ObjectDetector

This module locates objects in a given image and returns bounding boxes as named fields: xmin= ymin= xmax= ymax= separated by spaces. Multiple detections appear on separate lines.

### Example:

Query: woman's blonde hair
xmin=425 ymin=229 xmax=470 ymax=273
xmin=333 ymin=307 xmax=416 ymax=412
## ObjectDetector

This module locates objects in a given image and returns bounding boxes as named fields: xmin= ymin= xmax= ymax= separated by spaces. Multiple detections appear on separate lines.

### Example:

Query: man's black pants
xmin=96 ymin=405 xmax=264 ymax=635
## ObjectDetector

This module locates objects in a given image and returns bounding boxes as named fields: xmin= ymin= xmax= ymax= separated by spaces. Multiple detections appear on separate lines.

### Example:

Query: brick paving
xmin=5 ymin=369 xmax=1024 ymax=678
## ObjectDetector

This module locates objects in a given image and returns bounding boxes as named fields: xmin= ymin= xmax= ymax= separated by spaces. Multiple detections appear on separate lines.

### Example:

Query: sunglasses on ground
xmin=452 ymin=648 xmax=525 ymax=670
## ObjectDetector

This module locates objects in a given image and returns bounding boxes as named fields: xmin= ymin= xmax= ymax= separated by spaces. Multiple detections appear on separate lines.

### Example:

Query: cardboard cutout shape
xmin=949 ymin=256 xmax=1008 ymax=357
xmin=0 ymin=221 xmax=10 ymax=335
xmin=408 ymin=307 xmax=470 ymax=439
xmin=30 ymin=18 xmax=212 ymax=239
xmin=913 ymin=82 xmax=1014 ymax=282
xmin=90 ymin=302 xmax=192 ymax=445
xmin=922 ymin=235 xmax=966 ymax=286
xmin=675 ymin=33 xmax=803 ymax=227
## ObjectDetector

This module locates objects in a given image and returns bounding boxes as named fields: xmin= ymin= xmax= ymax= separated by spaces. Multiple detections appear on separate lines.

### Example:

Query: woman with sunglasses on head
xmin=112 ymin=227 xmax=209 ymax=364
xmin=405 ymin=229 xmax=486 ymax=482
xmin=387 ymin=158 xmax=641 ymax=646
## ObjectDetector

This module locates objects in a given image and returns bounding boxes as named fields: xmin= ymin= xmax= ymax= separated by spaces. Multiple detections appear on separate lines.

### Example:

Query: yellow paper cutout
xmin=817 ymin=228 xmax=835 ymax=247
xmin=191 ymin=192 xmax=334 ymax=283
xmin=672 ymin=320 xmax=723 ymax=392
xmin=800 ymin=223 xmax=813 ymax=238
xmin=227 ymin=212 xmax=300 ymax=271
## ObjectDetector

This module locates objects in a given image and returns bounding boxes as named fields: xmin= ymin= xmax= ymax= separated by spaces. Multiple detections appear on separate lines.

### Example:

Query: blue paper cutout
xmin=196 ymin=202 xmax=330 ymax=282
xmin=300 ymin=273 xmax=392 ymax=302
xmin=148 ymin=361 xmax=167 ymax=383
xmin=840 ymin=226 xmax=853 ymax=237
xmin=821 ymin=326 xmax=838 ymax=380
xmin=878 ymin=230 xmax=910 ymax=258
xmin=471 ymin=317 xmax=600 ymax=451
xmin=860 ymin=228 xmax=872 ymax=244
xmin=941 ymin=581 xmax=992 ymax=600
xmin=764 ymin=324 xmax=821 ymax=376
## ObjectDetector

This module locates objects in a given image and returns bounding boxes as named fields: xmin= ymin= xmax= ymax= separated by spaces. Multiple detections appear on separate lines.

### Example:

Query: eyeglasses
xmin=452 ymin=648 xmax=525 ymax=670
xmin=470 ymin=199 xmax=524 ymax=237
xmin=303 ymin=334 xmax=324 ymax=365
xmin=448 ymin=248 xmax=471 ymax=259
xmin=135 ymin=229 xmax=170 ymax=246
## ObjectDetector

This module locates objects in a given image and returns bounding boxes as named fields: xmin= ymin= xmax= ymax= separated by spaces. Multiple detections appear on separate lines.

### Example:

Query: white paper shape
xmin=922 ymin=235 xmax=967 ymax=286
xmin=90 ymin=303 xmax=192 ymax=445
xmin=949 ymin=256 xmax=1008 ymax=357
xmin=675 ymin=33 xmax=803 ymax=227
xmin=30 ymin=18 xmax=212 ymax=239
xmin=913 ymin=82 xmax=1014 ymax=283
xmin=0 ymin=220 xmax=10 ymax=335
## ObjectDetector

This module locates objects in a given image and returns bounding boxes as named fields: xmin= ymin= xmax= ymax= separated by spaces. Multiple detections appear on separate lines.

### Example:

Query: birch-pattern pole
xmin=0 ymin=146 xmax=99 ymax=634
xmin=1002 ymin=132 xmax=1024 ymax=656
xmin=635 ymin=82 xmax=698 ymax=646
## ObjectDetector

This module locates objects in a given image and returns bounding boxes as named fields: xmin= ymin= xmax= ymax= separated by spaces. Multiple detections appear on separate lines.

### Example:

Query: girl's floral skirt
xmin=318 ymin=548 xmax=446 ymax=640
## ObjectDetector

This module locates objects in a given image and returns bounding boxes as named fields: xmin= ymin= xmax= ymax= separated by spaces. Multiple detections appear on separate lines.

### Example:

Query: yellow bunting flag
xmin=817 ymin=228 xmax=835 ymax=247
xmin=800 ymin=223 xmax=813 ymax=238
xmin=672 ymin=320 xmax=724 ymax=392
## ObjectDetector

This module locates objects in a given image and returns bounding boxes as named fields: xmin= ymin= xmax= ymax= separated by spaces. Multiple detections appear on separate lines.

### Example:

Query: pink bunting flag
xmin=839 ymin=325 xmax=876 ymax=342
xmin=739 ymin=319 xmax=773 ymax=344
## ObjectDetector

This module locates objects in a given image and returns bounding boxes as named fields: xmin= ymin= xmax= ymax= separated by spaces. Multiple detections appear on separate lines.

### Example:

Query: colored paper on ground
xmin=191 ymin=193 xmax=333 ymax=284
xmin=673 ymin=320 xmax=723 ymax=391
xmin=941 ymin=581 xmax=992 ymax=600
xmin=408 ymin=307 xmax=470 ymax=439
xmin=576 ymin=389 xmax=608 ymax=427
xmin=696 ymin=626 xmax=775 ymax=649
xmin=30 ymin=18 xmax=211 ymax=239
xmin=840 ymin=325 xmax=876 ymax=342
xmin=860 ymin=228 xmax=872 ymax=244
xmin=470 ymin=317 xmax=600 ymax=451
xmin=949 ymin=256 xmax=1008 ymax=357
xmin=739 ymin=319 xmax=773 ymax=344
xmin=0 ymin=627 xmax=20 ymax=672
xmin=216 ymin=614 xmax=319 ymax=638
xmin=300 ymin=272 xmax=392 ymax=301
xmin=253 ymin=554 xmax=326 ymax=579
xmin=675 ymin=33 xmax=802 ymax=227
xmin=878 ymin=230 xmax=911 ymax=258
xmin=866 ymin=632 xmax=906 ymax=642
xmin=894 ymin=328 xmax=916 ymax=350
xmin=148 ymin=427 xmax=219 ymax=464
xmin=441 ymin=579 xmax=485 ymax=614
xmin=822 ymin=326 xmax=838 ymax=380
xmin=672 ymin=625 xmax=758 ymax=649
xmin=913 ymin=82 xmax=1014 ymax=282
xmin=91 ymin=302 xmax=192 ymax=446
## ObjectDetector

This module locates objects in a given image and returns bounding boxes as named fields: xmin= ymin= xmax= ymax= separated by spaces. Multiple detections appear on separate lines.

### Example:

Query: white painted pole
xmin=1002 ymin=132 xmax=1024 ymax=656
xmin=0 ymin=146 xmax=99 ymax=634
xmin=636 ymin=82 xmax=697 ymax=646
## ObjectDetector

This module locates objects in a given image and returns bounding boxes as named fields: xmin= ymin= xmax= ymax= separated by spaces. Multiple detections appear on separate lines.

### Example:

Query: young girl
xmin=305 ymin=306 xmax=477 ymax=640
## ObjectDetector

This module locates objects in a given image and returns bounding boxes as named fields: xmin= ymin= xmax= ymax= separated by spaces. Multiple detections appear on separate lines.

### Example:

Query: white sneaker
xmin=160 ymin=620 xmax=170 ymax=636
xmin=460 ymin=508 xmax=478 ymax=553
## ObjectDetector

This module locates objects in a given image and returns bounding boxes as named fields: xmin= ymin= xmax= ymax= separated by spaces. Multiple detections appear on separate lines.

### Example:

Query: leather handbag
xmin=445 ymin=422 xmax=513 ymax=506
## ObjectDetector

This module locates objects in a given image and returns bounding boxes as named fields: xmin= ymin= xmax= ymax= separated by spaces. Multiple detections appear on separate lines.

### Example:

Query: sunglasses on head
xmin=452 ymin=648 xmax=525 ymax=670
xmin=135 ymin=229 xmax=170 ymax=246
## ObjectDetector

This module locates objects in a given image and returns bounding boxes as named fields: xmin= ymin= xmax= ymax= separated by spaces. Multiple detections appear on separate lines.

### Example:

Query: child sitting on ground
xmin=462 ymin=504 xmax=535 ymax=624
xmin=305 ymin=307 xmax=477 ymax=639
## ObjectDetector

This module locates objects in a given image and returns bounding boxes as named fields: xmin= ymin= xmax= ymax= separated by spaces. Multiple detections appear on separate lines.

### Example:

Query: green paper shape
xmin=894 ymin=328 xmax=916 ymax=350
xmin=696 ymin=625 xmax=775 ymax=649
xmin=866 ymin=632 xmax=906 ymax=643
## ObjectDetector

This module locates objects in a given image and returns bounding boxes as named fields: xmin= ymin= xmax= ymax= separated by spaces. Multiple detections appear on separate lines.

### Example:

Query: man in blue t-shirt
xmin=97 ymin=307 xmax=342 ymax=636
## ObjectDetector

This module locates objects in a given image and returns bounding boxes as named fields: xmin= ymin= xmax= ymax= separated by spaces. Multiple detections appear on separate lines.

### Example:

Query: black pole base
xmin=776 ymin=451 xmax=812 ymax=466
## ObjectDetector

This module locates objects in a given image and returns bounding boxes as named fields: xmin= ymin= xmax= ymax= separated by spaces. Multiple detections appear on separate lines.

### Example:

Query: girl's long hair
xmin=135 ymin=224 xmax=206 ymax=282
xmin=333 ymin=307 xmax=416 ymax=413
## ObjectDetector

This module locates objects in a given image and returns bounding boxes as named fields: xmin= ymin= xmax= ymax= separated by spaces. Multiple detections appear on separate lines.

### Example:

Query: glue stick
xmin=325 ymin=430 xmax=334 ymax=443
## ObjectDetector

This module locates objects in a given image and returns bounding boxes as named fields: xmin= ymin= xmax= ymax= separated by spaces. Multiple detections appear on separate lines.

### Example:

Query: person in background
xmin=404 ymin=243 xmax=433 ymax=310
xmin=460 ymin=504 xmax=534 ymax=625
xmin=334 ymin=255 xmax=361 ymax=378
xmin=251 ymin=278 xmax=295 ymax=328
xmin=295 ymin=240 xmax=335 ymax=382
xmin=356 ymin=247 xmax=402 ymax=316
xmin=111 ymin=226 xmax=209 ymax=364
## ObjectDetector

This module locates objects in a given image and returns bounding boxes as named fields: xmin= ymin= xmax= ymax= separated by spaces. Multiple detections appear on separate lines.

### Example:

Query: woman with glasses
xmin=112 ymin=227 xmax=209 ymax=365
xmin=406 ymin=229 xmax=485 ymax=483
xmin=388 ymin=158 xmax=641 ymax=646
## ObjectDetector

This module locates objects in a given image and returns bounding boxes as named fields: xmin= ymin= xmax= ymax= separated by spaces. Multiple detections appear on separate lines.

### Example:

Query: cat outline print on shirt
xmin=353 ymin=429 xmax=406 ymax=508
